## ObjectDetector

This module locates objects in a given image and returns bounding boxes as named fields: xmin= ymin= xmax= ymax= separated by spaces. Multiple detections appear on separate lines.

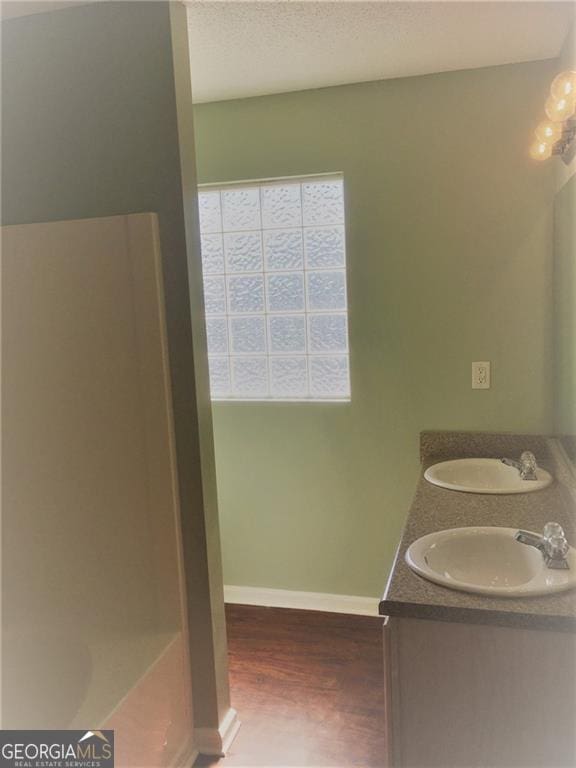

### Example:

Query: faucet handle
xmin=518 ymin=451 xmax=538 ymax=480
xmin=542 ymin=522 xmax=570 ymax=568
xmin=545 ymin=535 xmax=569 ymax=561
xmin=520 ymin=450 xmax=537 ymax=468
xmin=543 ymin=521 xmax=565 ymax=540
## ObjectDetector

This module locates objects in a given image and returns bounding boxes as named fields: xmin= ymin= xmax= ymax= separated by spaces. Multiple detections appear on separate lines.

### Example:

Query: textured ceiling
xmin=186 ymin=1 xmax=574 ymax=103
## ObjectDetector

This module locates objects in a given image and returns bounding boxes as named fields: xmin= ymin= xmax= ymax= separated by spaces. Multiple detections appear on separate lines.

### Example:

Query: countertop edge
xmin=378 ymin=597 xmax=576 ymax=632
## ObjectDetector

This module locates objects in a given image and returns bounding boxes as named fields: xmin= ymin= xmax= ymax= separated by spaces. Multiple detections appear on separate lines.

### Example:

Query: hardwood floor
xmin=195 ymin=604 xmax=387 ymax=768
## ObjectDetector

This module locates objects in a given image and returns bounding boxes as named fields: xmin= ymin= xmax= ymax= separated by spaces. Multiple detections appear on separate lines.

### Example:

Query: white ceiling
xmin=186 ymin=1 xmax=574 ymax=103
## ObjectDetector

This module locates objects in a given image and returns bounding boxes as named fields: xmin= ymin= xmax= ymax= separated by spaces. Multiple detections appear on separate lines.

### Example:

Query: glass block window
xmin=198 ymin=174 xmax=350 ymax=401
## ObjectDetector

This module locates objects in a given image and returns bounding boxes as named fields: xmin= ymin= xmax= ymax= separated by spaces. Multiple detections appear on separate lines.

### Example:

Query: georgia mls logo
xmin=0 ymin=730 xmax=114 ymax=768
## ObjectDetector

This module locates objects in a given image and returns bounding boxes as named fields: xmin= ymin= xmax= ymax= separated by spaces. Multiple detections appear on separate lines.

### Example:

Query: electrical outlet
xmin=472 ymin=361 xmax=490 ymax=389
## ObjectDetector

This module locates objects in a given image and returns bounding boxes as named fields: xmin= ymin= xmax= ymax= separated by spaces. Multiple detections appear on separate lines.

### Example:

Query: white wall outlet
xmin=472 ymin=361 xmax=490 ymax=389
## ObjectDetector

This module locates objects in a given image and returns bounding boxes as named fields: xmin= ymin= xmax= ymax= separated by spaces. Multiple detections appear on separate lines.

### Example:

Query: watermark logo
xmin=0 ymin=730 xmax=114 ymax=768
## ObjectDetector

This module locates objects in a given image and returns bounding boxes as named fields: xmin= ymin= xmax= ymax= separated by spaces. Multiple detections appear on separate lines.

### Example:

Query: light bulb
xmin=529 ymin=139 xmax=553 ymax=161
xmin=545 ymin=93 xmax=576 ymax=122
xmin=535 ymin=120 xmax=563 ymax=144
xmin=551 ymin=70 xmax=576 ymax=101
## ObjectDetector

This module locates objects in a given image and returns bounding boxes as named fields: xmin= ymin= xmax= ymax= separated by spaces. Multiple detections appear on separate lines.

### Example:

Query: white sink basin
xmin=424 ymin=458 xmax=552 ymax=494
xmin=406 ymin=527 xmax=576 ymax=597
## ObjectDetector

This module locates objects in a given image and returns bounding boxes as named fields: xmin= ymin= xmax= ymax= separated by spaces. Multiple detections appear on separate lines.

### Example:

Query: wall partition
xmin=1 ymin=2 xmax=232 ymax=763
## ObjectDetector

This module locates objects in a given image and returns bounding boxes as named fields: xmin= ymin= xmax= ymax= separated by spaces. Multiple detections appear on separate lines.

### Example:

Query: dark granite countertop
xmin=379 ymin=431 xmax=576 ymax=631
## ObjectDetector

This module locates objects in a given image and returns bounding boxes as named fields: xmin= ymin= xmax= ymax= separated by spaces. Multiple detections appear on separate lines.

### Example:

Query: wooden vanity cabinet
xmin=382 ymin=615 xmax=576 ymax=768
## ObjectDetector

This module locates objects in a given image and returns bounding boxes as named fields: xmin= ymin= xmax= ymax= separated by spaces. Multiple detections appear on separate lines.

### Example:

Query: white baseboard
xmin=168 ymin=736 xmax=198 ymax=768
xmin=224 ymin=585 xmax=380 ymax=616
xmin=195 ymin=706 xmax=240 ymax=757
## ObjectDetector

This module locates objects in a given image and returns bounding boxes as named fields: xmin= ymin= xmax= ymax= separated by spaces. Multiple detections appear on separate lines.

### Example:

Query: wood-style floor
xmin=195 ymin=604 xmax=387 ymax=768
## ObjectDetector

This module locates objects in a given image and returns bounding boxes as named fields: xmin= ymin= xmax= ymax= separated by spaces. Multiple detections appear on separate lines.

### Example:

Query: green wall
xmin=554 ymin=174 xmax=576 ymax=434
xmin=194 ymin=60 xmax=557 ymax=597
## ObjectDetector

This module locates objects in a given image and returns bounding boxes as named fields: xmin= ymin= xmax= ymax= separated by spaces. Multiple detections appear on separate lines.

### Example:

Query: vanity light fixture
xmin=529 ymin=70 xmax=576 ymax=164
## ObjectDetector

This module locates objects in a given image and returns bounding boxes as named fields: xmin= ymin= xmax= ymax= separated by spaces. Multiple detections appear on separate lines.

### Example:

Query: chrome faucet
xmin=514 ymin=522 xmax=570 ymax=570
xmin=501 ymin=450 xmax=538 ymax=480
